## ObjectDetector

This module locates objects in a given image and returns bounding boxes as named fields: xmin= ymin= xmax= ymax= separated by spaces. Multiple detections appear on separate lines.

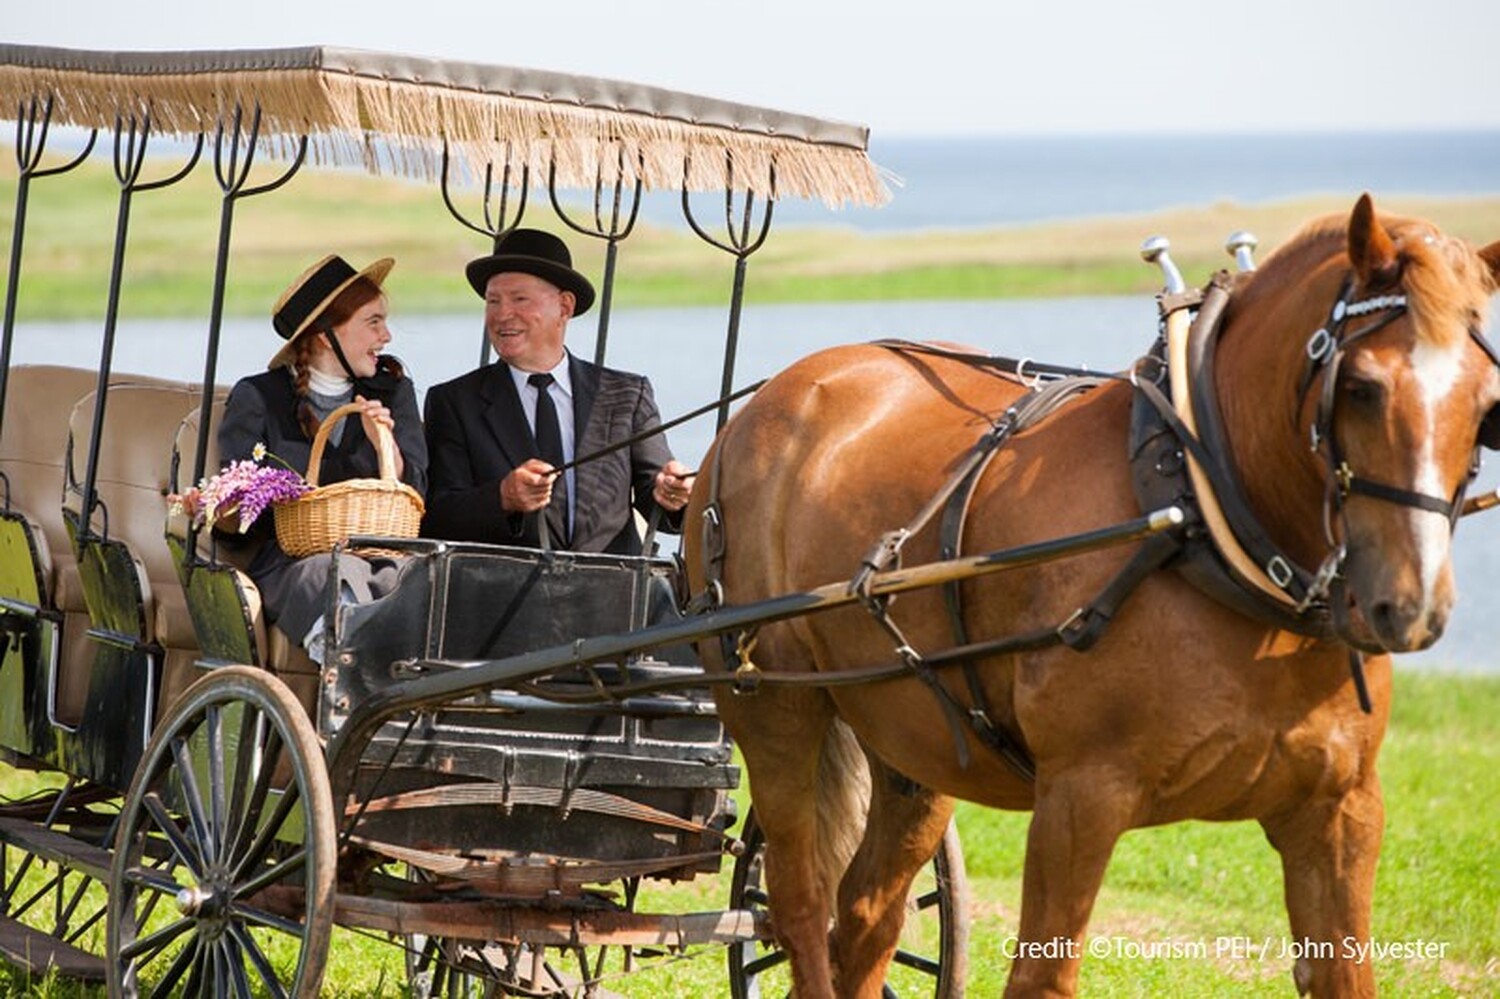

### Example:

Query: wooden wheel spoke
xmin=231 ymin=782 xmax=301 ymax=882
xmin=119 ymin=862 xmax=189 ymax=901
xmin=120 ymin=911 xmax=197 ymax=966
xmin=167 ymin=733 xmax=215 ymax=860
xmin=229 ymin=894 xmax=309 ymax=937
xmin=743 ymin=947 xmax=790 ymax=977
xmin=890 ymin=948 xmax=940 ymax=975
xmin=227 ymin=725 xmax=285 ymax=865
xmin=150 ymin=934 xmax=203 ymax=996
xmin=234 ymin=844 xmax=307 ymax=898
xmin=204 ymin=703 xmax=229 ymax=868
xmin=228 ymin=922 xmax=291 ymax=999
xmin=142 ymin=791 xmax=207 ymax=877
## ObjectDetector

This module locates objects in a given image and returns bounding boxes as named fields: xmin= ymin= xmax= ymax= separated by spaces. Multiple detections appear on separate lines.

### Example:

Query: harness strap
xmin=868 ymin=338 xmax=1104 ymax=381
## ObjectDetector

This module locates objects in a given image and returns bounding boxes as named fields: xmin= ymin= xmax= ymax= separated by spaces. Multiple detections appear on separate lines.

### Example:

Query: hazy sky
xmin=7 ymin=0 xmax=1498 ymax=138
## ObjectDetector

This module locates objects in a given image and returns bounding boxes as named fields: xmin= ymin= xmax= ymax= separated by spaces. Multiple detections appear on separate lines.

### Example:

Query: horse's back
xmin=702 ymin=342 xmax=1030 ymax=588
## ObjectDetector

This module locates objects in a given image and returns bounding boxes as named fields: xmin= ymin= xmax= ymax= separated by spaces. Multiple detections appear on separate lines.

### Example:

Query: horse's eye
xmin=1342 ymin=376 xmax=1384 ymax=408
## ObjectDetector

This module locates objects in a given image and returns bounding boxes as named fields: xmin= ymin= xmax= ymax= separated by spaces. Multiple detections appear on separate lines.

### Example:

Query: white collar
xmin=307 ymin=366 xmax=353 ymax=397
xmin=509 ymin=354 xmax=572 ymax=398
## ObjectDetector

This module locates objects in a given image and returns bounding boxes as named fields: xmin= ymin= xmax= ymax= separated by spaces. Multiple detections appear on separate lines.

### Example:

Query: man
xmin=422 ymin=228 xmax=695 ymax=553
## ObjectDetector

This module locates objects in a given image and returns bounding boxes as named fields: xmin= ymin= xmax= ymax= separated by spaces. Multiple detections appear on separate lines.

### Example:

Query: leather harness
xmin=693 ymin=276 xmax=1498 ymax=782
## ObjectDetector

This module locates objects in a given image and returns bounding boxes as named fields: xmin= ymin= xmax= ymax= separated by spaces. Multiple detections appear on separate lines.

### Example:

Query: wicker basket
xmin=274 ymin=402 xmax=424 ymax=557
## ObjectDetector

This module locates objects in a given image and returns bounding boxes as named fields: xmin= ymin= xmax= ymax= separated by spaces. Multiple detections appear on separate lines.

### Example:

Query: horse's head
xmin=1305 ymin=195 xmax=1500 ymax=652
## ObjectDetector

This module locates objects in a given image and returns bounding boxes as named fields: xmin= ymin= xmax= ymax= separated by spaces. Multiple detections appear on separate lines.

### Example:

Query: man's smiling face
xmin=484 ymin=271 xmax=574 ymax=372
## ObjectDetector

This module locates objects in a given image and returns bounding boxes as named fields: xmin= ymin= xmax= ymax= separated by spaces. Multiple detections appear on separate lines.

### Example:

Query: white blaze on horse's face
xmin=1408 ymin=337 xmax=1468 ymax=607
xmin=1337 ymin=283 xmax=1500 ymax=653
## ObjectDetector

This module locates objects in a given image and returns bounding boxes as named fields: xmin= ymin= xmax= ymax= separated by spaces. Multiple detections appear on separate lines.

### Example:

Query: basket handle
xmin=304 ymin=401 xmax=400 ymax=487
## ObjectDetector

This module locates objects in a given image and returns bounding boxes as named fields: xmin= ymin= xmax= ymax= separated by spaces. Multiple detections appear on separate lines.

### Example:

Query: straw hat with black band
xmin=464 ymin=229 xmax=595 ymax=316
xmin=269 ymin=254 xmax=395 ymax=370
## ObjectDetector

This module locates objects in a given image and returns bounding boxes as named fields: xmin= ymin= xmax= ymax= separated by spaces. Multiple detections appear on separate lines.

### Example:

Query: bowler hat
xmin=464 ymin=228 xmax=595 ymax=317
xmin=269 ymin=254 xmax=394 ymax=369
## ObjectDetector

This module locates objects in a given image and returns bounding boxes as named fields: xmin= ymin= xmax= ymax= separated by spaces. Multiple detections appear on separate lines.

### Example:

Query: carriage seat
xmin=1 ymin=367 xmax=194 ymax=725
xmin=0 ymin=365 xmax=182 ymax=607
xmin=169 ymin=401 xmax=320 ymax=718
xmin=64 ymin=382 xmax=223 ymax=716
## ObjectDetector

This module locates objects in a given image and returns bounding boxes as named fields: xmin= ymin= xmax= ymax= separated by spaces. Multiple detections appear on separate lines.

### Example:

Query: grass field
xmin=0 ymin=669 xmax=1494 ymax=997
xmin=3 ymin=148 xmax=1500 ymax=319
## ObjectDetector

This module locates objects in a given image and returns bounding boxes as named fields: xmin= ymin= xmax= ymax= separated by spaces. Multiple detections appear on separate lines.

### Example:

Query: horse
xmin=684 ymin=194 xmax=1500 ymax=998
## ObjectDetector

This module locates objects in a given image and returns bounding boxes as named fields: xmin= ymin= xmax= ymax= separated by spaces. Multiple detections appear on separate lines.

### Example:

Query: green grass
xmin=0 ymin=669 xmax=1494 ymax=996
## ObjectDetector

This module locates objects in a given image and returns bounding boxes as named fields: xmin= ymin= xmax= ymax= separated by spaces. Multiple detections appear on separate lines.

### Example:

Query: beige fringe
xmin=0 ymin=63 xmax=892 ymax=209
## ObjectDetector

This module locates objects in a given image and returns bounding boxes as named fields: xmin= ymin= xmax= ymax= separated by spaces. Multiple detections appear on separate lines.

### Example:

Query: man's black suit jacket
xmin=421 ymin=353 xmax=680 ymax=554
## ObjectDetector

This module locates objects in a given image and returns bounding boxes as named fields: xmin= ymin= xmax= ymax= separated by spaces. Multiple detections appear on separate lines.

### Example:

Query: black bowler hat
xmin=269 ymin=254 xmax=394 ymax=369
xmin=464 ymin=228 xmax=596 ymax=317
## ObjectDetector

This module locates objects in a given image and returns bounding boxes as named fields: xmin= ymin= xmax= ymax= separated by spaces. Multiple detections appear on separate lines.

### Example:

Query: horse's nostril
xmin=1369 ymin=597 xmax=1435 ymax=649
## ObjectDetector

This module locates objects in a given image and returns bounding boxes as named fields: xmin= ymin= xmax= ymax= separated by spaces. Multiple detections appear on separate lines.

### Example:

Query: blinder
xmin=1480 ymin=405 xmax=1500 ymax=450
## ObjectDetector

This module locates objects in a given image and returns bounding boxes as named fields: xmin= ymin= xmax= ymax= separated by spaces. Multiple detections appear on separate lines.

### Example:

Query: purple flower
xmin=189 ymin=449 xmax=310 ymax=532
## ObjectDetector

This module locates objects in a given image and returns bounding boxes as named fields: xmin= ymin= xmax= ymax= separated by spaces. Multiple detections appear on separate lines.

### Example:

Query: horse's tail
xmin=814 ymin=717 xmax=872 ymax=902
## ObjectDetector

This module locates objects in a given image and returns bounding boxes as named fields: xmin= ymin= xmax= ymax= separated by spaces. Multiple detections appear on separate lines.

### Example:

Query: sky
xmin=6 ymin=0 xmax=1500 ymax=138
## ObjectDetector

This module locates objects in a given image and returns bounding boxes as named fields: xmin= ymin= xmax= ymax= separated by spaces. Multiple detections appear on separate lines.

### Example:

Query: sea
xmin=7 ymin=131 xmax=1500 ymax=672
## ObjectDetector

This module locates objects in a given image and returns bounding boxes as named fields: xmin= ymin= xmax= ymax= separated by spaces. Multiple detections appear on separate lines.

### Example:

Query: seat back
xmin=0 ymin=365 xmax=142 ymax=603
xmin=1 ymin=366 xmax=188 ymax=725
xmin=169 ymin=400 xmax=319 ymax=718
xmin=65 ymin=381 xmax=220 ymax=720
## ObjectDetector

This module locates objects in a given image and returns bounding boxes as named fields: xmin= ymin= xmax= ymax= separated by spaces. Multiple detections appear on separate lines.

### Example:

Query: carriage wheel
xmin=0 ymin=783 xmax=118 ymax=981
xmin=106 ymin=665 xmax=337 ymax=996
xmin=402 ymin=864 xmax=504 ymax=999
xmin=401 ymin=868 xmax=643 ymax=997
xmin=728 ymin=808 xmax=969 ymax=998
xmin=405 ymin=933 xmax=504 ymax=998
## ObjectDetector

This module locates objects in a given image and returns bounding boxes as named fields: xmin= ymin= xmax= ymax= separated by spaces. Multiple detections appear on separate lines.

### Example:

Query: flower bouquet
xmin=168 ymin=444 xmax=310 ymax=534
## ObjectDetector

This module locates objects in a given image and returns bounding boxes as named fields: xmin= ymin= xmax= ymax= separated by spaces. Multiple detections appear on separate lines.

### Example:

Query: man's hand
xmin=501 ymin=458 xmax=557 ymax=513
xmin=653 ymin=459 xmax=696 ymax=512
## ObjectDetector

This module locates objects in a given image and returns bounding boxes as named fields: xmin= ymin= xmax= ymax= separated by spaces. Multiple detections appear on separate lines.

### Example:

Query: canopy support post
xmin=548 ymin=145 xmax=643 ymax=367
xmin=77 ymin=113 xmax=203 ymax=538
xmin=0 ymin=95 xmax=96 ymax=442
xmin=682 ymin=155 xmax=776 ymax=432
xmin=439 ymin=142 xmax=529 ymax=369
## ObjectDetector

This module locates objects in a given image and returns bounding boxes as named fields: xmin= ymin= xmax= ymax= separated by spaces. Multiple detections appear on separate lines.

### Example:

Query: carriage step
xmin=0 ymin=815 xmax=114 ymax=882
xmin=0 ymin=917 xmax=107 ymax=981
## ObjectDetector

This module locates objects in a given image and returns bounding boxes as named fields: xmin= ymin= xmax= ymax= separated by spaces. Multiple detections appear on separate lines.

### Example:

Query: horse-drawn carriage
xmin=4 ymin=41 xmax=1498 ymax=999
xmin=0 ymin=42 xmax=993 ymax=996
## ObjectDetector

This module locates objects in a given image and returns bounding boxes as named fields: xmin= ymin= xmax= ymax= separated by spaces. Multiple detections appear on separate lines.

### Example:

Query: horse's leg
xmin=831 ymin=755 xmax=955 ymax=999
xmin=1007 ymin=769 xmax=1139 ymax=998
xmin=1259 ymin=774 xmax=1383 ymax=997
xmin=720 ymin=683 xmax=844 ymax=998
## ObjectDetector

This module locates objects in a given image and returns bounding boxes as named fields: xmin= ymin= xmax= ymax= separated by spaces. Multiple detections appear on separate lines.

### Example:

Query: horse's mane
xmin=1249 ymin=208 xmax=1490 ymax=348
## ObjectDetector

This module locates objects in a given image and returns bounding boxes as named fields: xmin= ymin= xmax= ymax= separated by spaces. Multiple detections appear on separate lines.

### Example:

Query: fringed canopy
xmin=0 ymin=44 xmax=890 ymax=208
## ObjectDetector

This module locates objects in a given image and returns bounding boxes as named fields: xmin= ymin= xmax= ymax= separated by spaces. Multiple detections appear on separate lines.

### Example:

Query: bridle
xmin=1297 ymin=275 xmax=1500 ymax=611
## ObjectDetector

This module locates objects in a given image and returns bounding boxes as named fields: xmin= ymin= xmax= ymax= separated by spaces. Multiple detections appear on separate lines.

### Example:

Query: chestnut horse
xmin=685 ymin=195 xmax=1500 ymax=997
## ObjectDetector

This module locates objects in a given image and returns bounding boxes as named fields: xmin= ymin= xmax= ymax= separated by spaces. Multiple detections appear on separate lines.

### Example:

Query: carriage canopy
xmin=0 ymin=43 xmax=890 ymax=206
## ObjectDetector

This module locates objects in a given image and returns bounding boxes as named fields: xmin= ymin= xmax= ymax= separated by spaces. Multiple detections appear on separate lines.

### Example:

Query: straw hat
xmin=464 ymin=229 xmax=595 ymax=316
xmin=269 ymin=254 xmax=394 ymax=369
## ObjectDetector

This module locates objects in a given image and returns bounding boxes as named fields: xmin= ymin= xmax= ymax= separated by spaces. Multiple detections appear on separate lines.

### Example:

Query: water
xmin=665 ymin=131 xmax=1500 ymax=230
xmin=11 ymin=295 xmax=1499 ymax=674
xmin=8 ymin=130 xmax=1500 ymax=670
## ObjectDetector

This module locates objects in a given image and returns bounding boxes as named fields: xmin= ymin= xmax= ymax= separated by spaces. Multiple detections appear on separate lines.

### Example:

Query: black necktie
xmin=528 ymin=372 xmax=569 ymax=545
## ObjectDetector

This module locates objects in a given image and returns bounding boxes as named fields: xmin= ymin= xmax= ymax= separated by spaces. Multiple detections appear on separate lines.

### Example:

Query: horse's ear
xmin=1479 ymin=240 xmax=1500 ymax=287
xmin=1348 ymin=193 xmax=1400 ymax=288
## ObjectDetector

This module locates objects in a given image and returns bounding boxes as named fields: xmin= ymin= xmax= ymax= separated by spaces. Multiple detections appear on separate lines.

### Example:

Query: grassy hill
xmin=3 ymin=148 xmax=1498 ymax=320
